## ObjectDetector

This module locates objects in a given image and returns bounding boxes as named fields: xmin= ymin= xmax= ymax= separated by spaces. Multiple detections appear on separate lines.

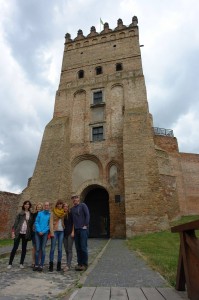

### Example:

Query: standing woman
xmin=31 ymin=202 xmax=43 ymax=267
xmin=49 ymin=200 xmax=65 ymax=272
xmin=7 ymin=200 xmax=33 ymax=269
xmin=63 ymin=203 xmax=74 ymax=271
xmin=33 ymin=201 xmax=50 ymax=271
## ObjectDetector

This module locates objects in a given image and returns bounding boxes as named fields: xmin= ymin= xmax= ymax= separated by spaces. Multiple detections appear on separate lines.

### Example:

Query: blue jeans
xmin=35 ymin=232 xmax=48 ymax=266
xmin=49 ymin=231 xmax=64 ymax=262
xmin=74 ymin=228 xmax=88 ymax=266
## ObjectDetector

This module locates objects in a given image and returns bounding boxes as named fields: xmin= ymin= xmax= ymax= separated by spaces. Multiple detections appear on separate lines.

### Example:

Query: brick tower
xmin=21 ymin=17 xmax=169 ymax=237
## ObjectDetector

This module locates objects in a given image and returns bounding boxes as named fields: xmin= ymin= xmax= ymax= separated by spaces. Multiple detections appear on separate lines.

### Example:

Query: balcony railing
xmin=153 ymin=127 xmax=174 ymax=137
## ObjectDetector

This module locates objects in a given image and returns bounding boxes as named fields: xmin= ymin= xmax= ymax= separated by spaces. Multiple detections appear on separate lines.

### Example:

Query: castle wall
xmin=180 ymin=153 xmax=199 ymax=214
xmin=21 ymin=116 xmax=71 ymax=206
xmin=0 ymin=192 xmax=21 ymax=239
xmin=154 ymin=135 xmax=199 ymax=217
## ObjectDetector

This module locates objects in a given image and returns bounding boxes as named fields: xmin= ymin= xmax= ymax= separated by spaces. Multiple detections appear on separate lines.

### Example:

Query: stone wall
xmin=180 ymin=153 xmax=199 ymax=214
xmin=0 ymin=192 xmax=21 ymax=239
xmin=154 ymin=134 xmax=199 ymax=217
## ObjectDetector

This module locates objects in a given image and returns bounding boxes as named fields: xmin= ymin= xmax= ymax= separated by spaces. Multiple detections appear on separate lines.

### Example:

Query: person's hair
xmin=22 ymin=200 xmax=32 ymax=211
xmin=63 ymin=202 xmax=70 ymax=210
xmin=63 ymin=203 xmax=70 ymax=218
xmin=35 ymin=202 xmax=43 ymax=211
xmin=55 ymin=199 xmax=64 ymax=207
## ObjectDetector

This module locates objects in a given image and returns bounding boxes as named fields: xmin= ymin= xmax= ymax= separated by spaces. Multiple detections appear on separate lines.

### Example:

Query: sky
xmin=0 ymin=0 xmax=199 ymax=194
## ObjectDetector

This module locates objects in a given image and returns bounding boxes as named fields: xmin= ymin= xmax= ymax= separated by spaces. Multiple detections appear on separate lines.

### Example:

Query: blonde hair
xmin=35 ymin=202 xmax=43 ymax=211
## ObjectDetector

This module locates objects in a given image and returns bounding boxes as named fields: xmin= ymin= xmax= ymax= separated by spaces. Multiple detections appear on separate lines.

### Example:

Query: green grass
xmin=0 ymin=239 xmax=13 ymax=247
xmin=127 ymin=215 xmax=199 ymax=286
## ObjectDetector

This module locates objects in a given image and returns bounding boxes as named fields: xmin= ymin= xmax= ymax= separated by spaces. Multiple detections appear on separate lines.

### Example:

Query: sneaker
xmin=33 ymin=265 xmax=39 ymax=271
xmin=19 ymin=264 xmax=24 ymax=269
xmin=38 ymin=266 xmax=43 ymax=272
xmin=79 ymin=265 xmax=87 ymax=271
xmin=63 ymin=266 xmax=69 ymax=272
xmin=7 ymin=265 xmax=12 ymax=269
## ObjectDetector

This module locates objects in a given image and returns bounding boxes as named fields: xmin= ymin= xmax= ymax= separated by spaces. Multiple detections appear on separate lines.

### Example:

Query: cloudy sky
xmin=0 ymin=0 xmax=199 ymax=194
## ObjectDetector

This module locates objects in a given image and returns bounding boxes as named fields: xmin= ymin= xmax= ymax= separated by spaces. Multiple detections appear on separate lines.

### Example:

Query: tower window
xmin=78 ymin=70 xmax=84 ymax=79
xmin=96 ymin=66 xmax=102 ymax=75
xmin=93 ymin=91 xmax=103 ymax=105
xmin=92 ymin=126 xmax=104 ymax=141
xmin=116 ymin=63 xmax=123 ymax=71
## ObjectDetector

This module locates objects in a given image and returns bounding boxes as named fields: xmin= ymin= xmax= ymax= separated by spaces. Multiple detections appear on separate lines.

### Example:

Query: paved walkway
xmin=0 ymin=239 xmax=189 ymax=300
xmin=67 ymin=239 xmax=189 ymax=300
xmin=0 ymin=239 xmax=107 ymax=300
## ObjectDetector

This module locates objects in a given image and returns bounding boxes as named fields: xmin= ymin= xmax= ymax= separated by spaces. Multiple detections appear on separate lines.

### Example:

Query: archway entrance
xmin=84 ymin=186 xmax=110 ymax=238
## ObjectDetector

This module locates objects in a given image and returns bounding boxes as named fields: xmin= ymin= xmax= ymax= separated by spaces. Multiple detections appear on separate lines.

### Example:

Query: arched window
xmin=96 ymin=66 xmax=102 ymax=75
xmin=116 ymin=63 xmax=123 ymax=71
xmin=78 ymin=70 xmax=84 ymax=79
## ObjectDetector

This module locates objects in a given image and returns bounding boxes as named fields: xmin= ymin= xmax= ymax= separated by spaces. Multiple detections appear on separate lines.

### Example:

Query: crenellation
xmin=65 ymin=17 xmax=138 ymax=46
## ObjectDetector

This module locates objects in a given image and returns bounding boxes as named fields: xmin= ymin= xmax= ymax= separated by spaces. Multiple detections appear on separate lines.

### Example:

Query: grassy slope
xmin=127 ymin=215 xmax=199 ymax=286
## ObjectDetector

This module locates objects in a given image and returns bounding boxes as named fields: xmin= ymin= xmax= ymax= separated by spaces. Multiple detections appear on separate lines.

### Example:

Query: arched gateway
xmin=82 ymin=185 xmax=110 ymax=238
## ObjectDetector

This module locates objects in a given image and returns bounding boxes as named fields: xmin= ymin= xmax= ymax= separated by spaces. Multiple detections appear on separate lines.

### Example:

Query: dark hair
xmin=22 ymin=200 xmax=32 ymax=211
xmin=55 ymin=200 xmax=63 ymax=207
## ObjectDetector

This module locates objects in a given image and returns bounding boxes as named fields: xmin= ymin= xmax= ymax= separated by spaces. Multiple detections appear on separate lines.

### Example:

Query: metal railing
xmin=153 ymin=127 xmax=174 ymax=137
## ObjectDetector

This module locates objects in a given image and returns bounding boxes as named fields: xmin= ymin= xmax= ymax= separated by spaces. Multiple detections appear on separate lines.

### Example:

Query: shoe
xmin=63 ymin=266 xmax=69 ymax=272
xmin=38 ymin=266 xmax=43 ymax=272
xmin=7 ymin=265 xmax=12 ymax=269
xmin=19 ymin=264 xmax=24 ymax=269
xmin=49 ymin=261 xmax=53 ymax=272
xmin=79 ymin=265 xmax=87 ymax=271
xmin=33 ymin=265 xmax=39 ymax=271
xmin=57 ymin=261 xmax=61 ymax=271
xmin=75 ymin=264 xmax=87 ymax=271
xmin=75 ymin=264 xmax=81 ymax=271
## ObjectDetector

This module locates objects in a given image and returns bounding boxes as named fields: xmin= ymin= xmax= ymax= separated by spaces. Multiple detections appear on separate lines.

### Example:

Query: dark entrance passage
xmin=84 ymin=187 xmax=110 ymax=238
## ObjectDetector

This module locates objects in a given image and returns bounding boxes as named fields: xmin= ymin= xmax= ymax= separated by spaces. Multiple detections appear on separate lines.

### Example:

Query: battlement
xmin=60 ymin=16 xmax=141 ymax=84
xmin=65 ymin=16 xmax=138 ymax=46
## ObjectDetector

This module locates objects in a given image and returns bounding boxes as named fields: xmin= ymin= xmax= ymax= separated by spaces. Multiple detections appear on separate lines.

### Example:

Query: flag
xmin=100 ymin=18 xmax=104 ymax=25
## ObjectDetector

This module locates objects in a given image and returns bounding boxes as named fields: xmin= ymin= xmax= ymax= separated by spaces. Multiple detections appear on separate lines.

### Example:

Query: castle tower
xmin=21 ymin=17 xmax=169 ymax=237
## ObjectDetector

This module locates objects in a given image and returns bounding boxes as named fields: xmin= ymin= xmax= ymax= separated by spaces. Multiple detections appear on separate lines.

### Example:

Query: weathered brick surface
xmin=0 ymin=192 xmax=21 ymax=239
xmin=179 ymin=153 xmax=199 ymax=214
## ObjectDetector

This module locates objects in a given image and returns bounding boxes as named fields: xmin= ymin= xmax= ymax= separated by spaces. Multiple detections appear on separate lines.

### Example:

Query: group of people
xmin=7 ymin=195 xmax=90 ymax=272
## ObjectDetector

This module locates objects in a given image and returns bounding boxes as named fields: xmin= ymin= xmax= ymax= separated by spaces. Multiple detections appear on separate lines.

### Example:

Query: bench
xmin=171 ymin=219 xmax=199 ymax=300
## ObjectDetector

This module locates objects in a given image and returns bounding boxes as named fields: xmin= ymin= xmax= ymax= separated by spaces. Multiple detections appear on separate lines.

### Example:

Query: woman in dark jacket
xmin=7 ymin=200 xmax=33 ymax=269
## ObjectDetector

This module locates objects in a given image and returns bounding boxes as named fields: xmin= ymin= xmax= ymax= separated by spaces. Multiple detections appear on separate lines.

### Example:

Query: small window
xmin=92 ymin=126 xmax=103 ymax=141
xmin=78 ymin=70 xmax=84 ymax=79
xmin=116 ymin=63 xmax=123 ymax=71
xmin=93 ymin=91 xmax=103 ymax=105
xmin=96 ymin=66 xmax=102 ymax=75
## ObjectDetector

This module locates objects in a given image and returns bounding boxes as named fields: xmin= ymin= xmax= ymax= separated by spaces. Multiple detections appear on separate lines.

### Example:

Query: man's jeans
xmin=35 ymin=232 xmax=48 ymax=266
xmin=74 ymin=228 xmax=88 ymax=266
xmin=49 ymin=231 xmax=64 ymax=262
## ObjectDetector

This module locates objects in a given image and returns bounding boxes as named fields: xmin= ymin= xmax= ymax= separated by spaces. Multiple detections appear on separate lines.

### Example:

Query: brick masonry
xmin=0 ymin=192 xmax=21 ymax=238
xmin=1 ymin=17 xmax=199 ymax=239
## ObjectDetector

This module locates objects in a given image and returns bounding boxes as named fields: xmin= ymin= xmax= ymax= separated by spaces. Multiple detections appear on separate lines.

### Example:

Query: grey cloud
xmin=3 ymin=0 xmax=58 ymax=86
